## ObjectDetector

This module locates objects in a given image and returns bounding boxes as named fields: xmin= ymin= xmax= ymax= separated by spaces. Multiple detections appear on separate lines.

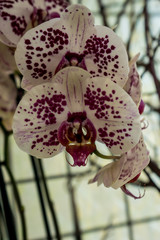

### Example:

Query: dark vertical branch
xmin=4 ymin=164 xmax=27 ymax=240
xmin=30 ymin=156 xmax=52 ymax=240
xmin=1 ymin=123 xmax=27 ymax=240
xmin=97 ymin=0 xmax=109 ymax=27
xmin=0 ymin=165 xmax=17 ymax=240
xmin=67 ymin=163 xmax=82 ymax=240
xmin=115 ymin=0 xmax=130 ymax=26
xmin=144 ymin=0 xmax=160 ymax=100
xmin=143 ymin=168 xmax=160 ymax=193
xmin=38 ymin=158 xmax=62 ymax=240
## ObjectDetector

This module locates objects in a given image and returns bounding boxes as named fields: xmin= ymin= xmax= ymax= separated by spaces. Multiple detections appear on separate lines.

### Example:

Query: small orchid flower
xmin=89 ymin=135 xmax=150 ymax=199
xmin=13 ymin=67 xmax=141 ymax=166
xmin=0 ymin=72 xmax=17 ymax=130
xmin=0 ymin=0 xmax=69 ymax=47
xmin=14 ymin=4 xmax=129 ymax=90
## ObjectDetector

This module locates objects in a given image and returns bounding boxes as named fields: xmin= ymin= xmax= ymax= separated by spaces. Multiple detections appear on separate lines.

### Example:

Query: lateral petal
xmin=84 ymin=26 xmax=129 ymax=87
xmin=84 ymin=76 xmax=141 ymax=154
xmin=112 ymin=135 xmax=150 ymax=188
xmin=13 ymin=82 xmax=69 ymax=158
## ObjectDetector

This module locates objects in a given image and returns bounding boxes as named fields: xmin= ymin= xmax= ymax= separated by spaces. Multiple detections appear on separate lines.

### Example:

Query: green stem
xmin=93 ymin=149 xmax=121 ymax=160
xmin=0 ymin=164 xmax=18 ymax=240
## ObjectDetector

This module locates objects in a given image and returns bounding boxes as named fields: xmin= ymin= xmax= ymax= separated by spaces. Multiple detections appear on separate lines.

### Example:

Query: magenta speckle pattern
xmin=84 ymin=81 xmax=136 ymax=151
xmin=0 ymin=0 xmax=32 ymax=37
xmin=118 ymin=136 xmax=150 ymax=185
xmin=83 ymin=34 xmax=120 ymax=79
xmin=14 ymin=84 xmax=67 ymax=156
xmin=23 ymin=26 xmax=69 ymax=80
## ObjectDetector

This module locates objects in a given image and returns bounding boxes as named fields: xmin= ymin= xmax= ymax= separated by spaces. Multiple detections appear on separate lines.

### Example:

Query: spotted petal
xmin=83 ymin=76 xmax=141 ymax=154
xmin=0 ymin=0 xmax=33 ymax=46
xmin=15 ymin=4 xmax=95 ymax=90
xmin=124 ymin=53 xmax=142 ymax=105
xmin=13 ymin=81 xmax=70 ymax=158
xmin=89 ymin=156 xmax=126 ymax=187
xmin=84 ymin=25 xmax=129 ymax=87
xmin=89 ymin=135 xmax=149 ymax=188
xmin=111 ymin=135 xmax=150 ymax=188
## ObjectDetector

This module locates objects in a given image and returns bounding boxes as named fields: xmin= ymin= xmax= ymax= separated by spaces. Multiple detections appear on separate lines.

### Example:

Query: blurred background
xmin=0 ymin=0 xmax=160 ymax=239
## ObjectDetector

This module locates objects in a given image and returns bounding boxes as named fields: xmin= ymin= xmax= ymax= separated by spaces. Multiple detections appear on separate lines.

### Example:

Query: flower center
xmin=55 ymin=52 xmax=87 ymax=73
xmin=58 ymin=112 xmax=96 ymax=166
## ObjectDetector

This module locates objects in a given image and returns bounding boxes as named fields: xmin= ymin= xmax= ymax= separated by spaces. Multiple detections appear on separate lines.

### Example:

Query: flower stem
xmin=93 ymin=149 xmax=121 ymax=159
xmin=0 ymin=163 xmax=18 ymax=240
xmin=4 ymin=163 xmax=28 ymax=240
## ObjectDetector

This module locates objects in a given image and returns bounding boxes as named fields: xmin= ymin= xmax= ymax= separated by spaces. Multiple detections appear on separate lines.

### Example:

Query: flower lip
xmin=58 ymin=111 xmax=97 ymax=166
xmin=55 ymin=51 xmax=87 ymax=73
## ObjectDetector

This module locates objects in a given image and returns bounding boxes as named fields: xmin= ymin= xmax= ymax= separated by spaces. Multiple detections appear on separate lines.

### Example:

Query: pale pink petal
xmin=53 ymin=66 xmax=90 ymax=112
xmin=0 ymin=0 xmax=34 ymax=46
xmin=112 ymin=135 xmax=150 ymax=189
xmin=83 ymin=76 xmax=141 ymax=154
xmin=0 ymin=72 xmax=17 ymax=119
xmin=0 ymin=42 xmax=17 ymax=73
xmin=13 ymin=82 xmax=69 ymax=158
xmin=84 ymin=26 xmax=129 ymax=87
xmin=89 ymin=156 xmax=126 ymax=187
xmin=124 ymin=53 xmax=142 ymax=105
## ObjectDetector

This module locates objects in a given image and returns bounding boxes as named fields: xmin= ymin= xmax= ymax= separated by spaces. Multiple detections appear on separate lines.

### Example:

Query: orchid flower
xmin=0 ymin=0 xmax=69 ymax=47
xmin=14 ymin=4 xmax=129 ymax=90
xmin=89 ymin=54 xmax=150 ymax=199
xmin=89 ymin=135 xmax=150 ymax=199
xmin=0 ymin=72 xmax=17 ymax=130
xmin=13 ymin=67 xmax=141 ymax=166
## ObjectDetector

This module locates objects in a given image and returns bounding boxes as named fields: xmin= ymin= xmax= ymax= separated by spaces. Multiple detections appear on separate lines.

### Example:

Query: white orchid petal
xmin=84 ymin=76 xmax=141 ymax=154
xmin=84 ymin=26 xmax=129 ymax=86
xmin=13 ymin=82 xmax=69 ymax=158
xmin=112 ymin=135 xmax=150 ymax=188
xmin=53 ymin=66 xmax=90 ymax=112
xmin=61 ymin=4 xmax=95 ymax=52
xmin=89 ymin=156 xmax=126 ymax=187
xmin=15 ymin=18 xmax=70 ymax=89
